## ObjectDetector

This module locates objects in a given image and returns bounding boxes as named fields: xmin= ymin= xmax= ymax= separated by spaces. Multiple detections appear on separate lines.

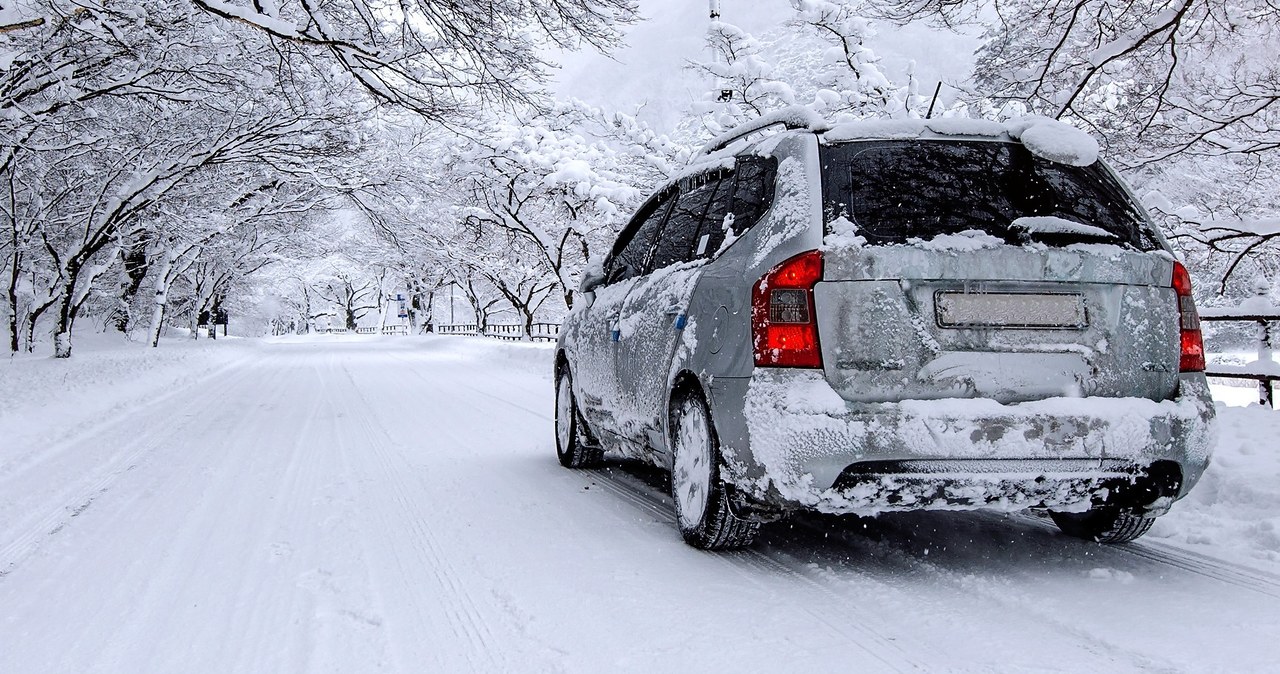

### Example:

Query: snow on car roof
xmin=824 ymin=115 xmax=1100 ymax=166
xmin=696 ymin=106 xmax=831 ymax=157
xmin=695 ymin=106 xmax=1103 ymax=168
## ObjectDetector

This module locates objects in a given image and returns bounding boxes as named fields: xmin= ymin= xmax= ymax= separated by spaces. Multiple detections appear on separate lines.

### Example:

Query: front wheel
xmin=1050 ymin=507 xmax=1156 ymax=544
xmin=670 ymin=391 xmax=759 ymax=550
xmin=555 ymin=367 xmax=603 ymax=469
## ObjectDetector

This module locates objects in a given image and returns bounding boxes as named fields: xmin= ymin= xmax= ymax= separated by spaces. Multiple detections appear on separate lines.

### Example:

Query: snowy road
xmin=3 ymin=337 xmax=1279 ymax=673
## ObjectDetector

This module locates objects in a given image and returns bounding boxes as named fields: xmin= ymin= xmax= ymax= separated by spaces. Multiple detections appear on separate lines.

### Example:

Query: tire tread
xmin=556 ymin=368 xmax=603 ymax=469
xmin=672 ymin=392 xmax=760 ymax=551
xmin=1050 ymin=507 xmax=1156 ymax=544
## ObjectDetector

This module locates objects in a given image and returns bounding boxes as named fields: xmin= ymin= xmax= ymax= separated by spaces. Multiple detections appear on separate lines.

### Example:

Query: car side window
xmin=608 ymin=190 xmax=674 ymax=284
xmin=694 ymin=156 xmax=778 ymax=259
xmin=695 ymin=172 xmax=735 ymax=258
xmin=648 ymin=175 xmax=719 ymax=273
xmin=727 ymin=156 xmax=777 ymax=235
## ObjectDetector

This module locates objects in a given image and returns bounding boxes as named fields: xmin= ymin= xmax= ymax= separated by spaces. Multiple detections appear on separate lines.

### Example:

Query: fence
xmin=311 ymin=324 xmax=410 ymax=336
xmin=1202 ymin=310 xmax=1279 ymax=408
xmin=437 ymin=322 xmax=561 ymax=342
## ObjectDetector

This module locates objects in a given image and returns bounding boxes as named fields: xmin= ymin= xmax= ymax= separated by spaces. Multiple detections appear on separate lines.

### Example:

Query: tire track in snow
xmin=1 ymin=351 xmax=349 ymax=672
xmin=83 ymin=353 xmax=330 ymax=672
xmin=331 ymin=355 xmax=512 ymax=673
xmin=0 ymin=359 xmax=257 ymax=581
xmin=586 ymin=461 xmax=1248 ymax=672
xmin=776 ymin=507 xmax=1280 ymax=670
xmin=226 ymin=356 xmax=346 ymax=673
xmin=778 ymin=512 xmax=1189 ymax=673
xmin=382 ymin=347 xmax=553 ymax=423
xmin=586 ymin=462 xmax=936 ymax=673
xmin=1120 ymin=542 xmax=1280 ymax=598
xmin=1012 ymin=512 xmax=1280 ymax=599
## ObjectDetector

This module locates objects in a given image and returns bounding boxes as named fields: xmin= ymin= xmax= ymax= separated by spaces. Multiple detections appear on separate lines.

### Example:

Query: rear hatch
xmin=815 ymin=139 xmax=1179 ymax=404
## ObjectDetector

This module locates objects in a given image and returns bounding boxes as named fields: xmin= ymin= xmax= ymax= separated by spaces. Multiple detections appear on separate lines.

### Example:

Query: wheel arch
xmin=555 ymin=348 xmax=571 ymax=380
xmin=664 ymin=370 xmax=712 ymax=464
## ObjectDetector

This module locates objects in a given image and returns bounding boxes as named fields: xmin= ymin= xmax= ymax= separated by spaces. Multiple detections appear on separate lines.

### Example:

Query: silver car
xmin=554 ymin=109 xmax=1215 ymax=550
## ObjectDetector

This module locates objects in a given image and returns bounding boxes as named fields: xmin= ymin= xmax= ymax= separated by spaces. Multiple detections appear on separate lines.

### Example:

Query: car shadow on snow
xmin=590 ymin=457 xmax=1263 ymax=592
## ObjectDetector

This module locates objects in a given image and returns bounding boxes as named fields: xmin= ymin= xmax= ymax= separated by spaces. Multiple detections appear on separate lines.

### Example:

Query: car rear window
xmin=820 ymin=140 xmax=1160 ymax=250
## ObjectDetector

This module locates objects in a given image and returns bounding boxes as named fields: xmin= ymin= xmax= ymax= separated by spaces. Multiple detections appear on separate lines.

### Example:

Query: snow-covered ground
xmin=2 ymin=336 xmax=1279 ymax=672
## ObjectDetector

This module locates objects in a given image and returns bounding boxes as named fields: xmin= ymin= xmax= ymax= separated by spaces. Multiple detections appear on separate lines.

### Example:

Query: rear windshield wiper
xmin=1010 ymin=216 xmax=1120 ymax=246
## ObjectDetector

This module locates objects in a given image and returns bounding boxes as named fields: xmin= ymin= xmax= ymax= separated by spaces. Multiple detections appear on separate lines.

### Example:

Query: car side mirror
xmin=580 ymin=259 xmax=607 ymax=294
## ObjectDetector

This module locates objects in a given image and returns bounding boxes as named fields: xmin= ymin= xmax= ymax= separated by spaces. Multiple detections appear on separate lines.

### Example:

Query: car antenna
xmin=925 ymin=82 xmax=943 ymax=119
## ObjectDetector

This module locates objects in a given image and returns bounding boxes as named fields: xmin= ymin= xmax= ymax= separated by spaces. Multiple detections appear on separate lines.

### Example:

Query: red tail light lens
xmin=1173 ymin=262 xmax=1205 ymax=372
xmin=752 ymin=250 xmax=823 ymax=368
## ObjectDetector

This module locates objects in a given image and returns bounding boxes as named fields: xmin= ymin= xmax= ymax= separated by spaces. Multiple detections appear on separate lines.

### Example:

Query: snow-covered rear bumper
xmin=713 ymin=370 xmax=1216 ymax=515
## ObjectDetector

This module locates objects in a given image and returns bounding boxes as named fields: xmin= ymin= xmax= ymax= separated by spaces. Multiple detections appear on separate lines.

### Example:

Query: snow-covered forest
xmin=3 ymin=0 xmax=1277 ymax=356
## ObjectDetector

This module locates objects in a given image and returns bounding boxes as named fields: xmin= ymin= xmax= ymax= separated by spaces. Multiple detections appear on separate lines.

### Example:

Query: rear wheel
xmin=670 ymin=391 xmax=759 ymax=550
xmin=1050 ymin=507 xmax=1156 ymax=544
xmin=555 ymin=368 xmax=603 ymax=469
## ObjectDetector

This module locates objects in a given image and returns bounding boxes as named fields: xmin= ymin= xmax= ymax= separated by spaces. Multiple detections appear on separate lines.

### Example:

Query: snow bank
xmin=415 ymin=334 xmax=554 ymax=378
xmin=1155 ymin=403 xmax=1280 ymax=572
xmin=0 ymin=334 xmax=249 ymax=474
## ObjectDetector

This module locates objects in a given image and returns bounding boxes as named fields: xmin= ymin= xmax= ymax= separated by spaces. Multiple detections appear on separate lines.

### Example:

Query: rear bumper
xmin=710 ymin=370 xmax=1216 ymax=516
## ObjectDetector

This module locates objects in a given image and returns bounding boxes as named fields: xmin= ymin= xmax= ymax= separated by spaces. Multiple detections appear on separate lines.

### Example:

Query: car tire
xmin=555 ymin=367 xmax=603 ymax=469
xmin=669 ymin=391 xmax=760 ymax=550
xmin=1050 ymin=507 xmax=1156 ymax=544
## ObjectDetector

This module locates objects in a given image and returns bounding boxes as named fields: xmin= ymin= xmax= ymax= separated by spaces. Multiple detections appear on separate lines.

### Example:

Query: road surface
xmin=2 ymin=337 xmax=1278 ymax=672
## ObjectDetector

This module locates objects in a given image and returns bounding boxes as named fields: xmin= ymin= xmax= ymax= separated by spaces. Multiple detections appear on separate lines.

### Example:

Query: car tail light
xmin=752 ymin=250 xmax=823 ymax=368
xmin=1172 ymin=261 xmax=1205 ymax=372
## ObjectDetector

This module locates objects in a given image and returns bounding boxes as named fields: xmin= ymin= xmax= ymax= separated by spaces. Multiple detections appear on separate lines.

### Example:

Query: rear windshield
xmin=820 ymin=140 xmax=1160 ymax=250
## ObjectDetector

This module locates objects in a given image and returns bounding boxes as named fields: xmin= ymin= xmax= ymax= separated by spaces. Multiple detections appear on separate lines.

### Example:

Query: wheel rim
xmin=555 ymin=374 xmax=574 ymax=452
xmin=673 ymin=401 xmax=713 ymax=529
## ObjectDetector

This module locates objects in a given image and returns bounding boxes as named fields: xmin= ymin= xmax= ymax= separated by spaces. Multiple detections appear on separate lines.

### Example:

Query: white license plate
xmin=935 ymin=292 xmax=1087 ymax=329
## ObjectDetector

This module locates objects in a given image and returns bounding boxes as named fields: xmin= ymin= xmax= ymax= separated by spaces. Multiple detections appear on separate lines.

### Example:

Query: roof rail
xmin=697 ymin=106 xmax=830 ymax=157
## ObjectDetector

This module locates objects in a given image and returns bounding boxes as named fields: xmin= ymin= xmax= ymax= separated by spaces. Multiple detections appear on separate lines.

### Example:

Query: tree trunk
xmin=422 ymin=289 xmax=435 ymax=332
xmin=23 ymin=290 xmax=55 ymax=353
xmin=7 ymin=301 xmax=17 ymax=353
xmin=52 ymin=246 xmax=120 ymax=358
xmin=52 ymin=262 xmax=81 ymax=358
xmin=147 ymin=245 xmax=175 ymax=348
xmin=7 ymin=251 xmax=19 ymax=353
xmin=112 ymin=241 xmax=149 ymax=333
